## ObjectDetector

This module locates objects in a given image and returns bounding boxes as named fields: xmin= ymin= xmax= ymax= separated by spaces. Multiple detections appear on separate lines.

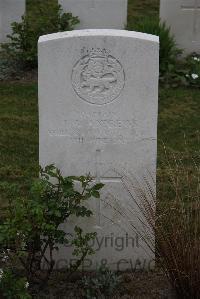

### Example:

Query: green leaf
xmin=93 ymin=183 xmax=104 ymax=190
xmin=91 ymin=191 xmax=100 ymax=198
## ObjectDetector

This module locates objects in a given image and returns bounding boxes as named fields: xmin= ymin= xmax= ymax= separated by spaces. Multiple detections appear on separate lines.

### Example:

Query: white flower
xmin=185 ymin=74 xmax=189 ymax=78
xmin=193 ymin=57 xmax=200 ymax=62
xmin=0 ymin=269 xmax=4 ymax=280
xmin=191 ymin=73 xmax=199 ymax=80
xmin=21 ymin=241 xmax=26 ymax=250
xmin=1 ymin=251 xmax=8 ymax=262
xmin=2 ymin=255 xmax=8 ymax=262
xmin=25 ymin=282 xmax=29 ymax=289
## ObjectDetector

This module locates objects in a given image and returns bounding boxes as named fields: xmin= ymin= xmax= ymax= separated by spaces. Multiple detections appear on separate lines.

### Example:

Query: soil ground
xmin=30 ymin=269 xmax=176 ymax=299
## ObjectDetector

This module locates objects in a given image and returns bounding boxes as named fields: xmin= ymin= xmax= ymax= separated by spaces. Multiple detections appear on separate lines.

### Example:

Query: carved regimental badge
xmin=72 ymin=48 xmax=125 ymax=105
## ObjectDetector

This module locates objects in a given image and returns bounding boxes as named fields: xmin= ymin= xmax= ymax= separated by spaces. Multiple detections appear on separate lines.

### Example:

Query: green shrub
xmin=82 ymin=266 xmax=121 ymax=299
xmin=185 ymin=53 xmax=200 ymax=88
xmin=0 ymin=269 xmax=31 ymax=299
xmin=129 ymin=17 xmax=183 ymax=83
xmin=0 ymin=2 xmax=79 ymax=70
xmin=0 ymin=165 xmax=104 ymax=288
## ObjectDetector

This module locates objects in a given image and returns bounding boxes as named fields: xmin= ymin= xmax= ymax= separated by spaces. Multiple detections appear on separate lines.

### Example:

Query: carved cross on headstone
xmin=90 ymin=0 xmax=95 ymax=9
xmin=94 ymin=149 xmax=122 ymax=226
xmin=181 ymin=0 xmax=200 ymax=41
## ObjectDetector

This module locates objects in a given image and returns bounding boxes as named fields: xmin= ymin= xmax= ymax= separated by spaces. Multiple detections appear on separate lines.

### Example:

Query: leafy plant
xmin=0 ymin=268 xmax=31 ymax=299
xmin=0 ymin=165 xmax=104 ymax=288
xmin=185 ymin=53 xmax=200 ymax=88
xmin=0 ymin=2 xmax=79 ymax=70
xmin=128 ymin=17 xmax=184 ymax=85
xmin=81 ymin=266 xmax=121 ymax=299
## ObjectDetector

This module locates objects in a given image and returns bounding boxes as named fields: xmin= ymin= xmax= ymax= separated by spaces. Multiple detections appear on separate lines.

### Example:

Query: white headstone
xmin=160 ymin=0 xmax=200 ymax=54
xmin=0 ymin=0 xmax=25 ymax=44
xmin=58 ymin=0 xmax=128 ymax=29
xmin=38 ymin=29 xmax=159 ymax=271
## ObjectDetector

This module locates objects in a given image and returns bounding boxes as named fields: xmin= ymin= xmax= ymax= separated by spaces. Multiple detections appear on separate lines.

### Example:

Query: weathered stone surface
xmin=0 ymin=0 xmax=25 ymax=43
xmin=38 ymin=29 xmax=159 ymax=270
xmin=160 ymin=0 xmax=200 ymax=54
xmin=58 ymin=0 xmax=128 ymax=29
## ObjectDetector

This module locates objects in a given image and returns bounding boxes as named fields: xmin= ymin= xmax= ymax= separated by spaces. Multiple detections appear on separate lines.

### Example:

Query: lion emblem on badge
xmin=71 ymin=48 xmax=125 ymax=105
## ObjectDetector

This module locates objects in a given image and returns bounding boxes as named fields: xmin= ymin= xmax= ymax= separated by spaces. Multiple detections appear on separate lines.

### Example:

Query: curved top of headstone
xmin=38 ymin=29 xmax=159 ymax=44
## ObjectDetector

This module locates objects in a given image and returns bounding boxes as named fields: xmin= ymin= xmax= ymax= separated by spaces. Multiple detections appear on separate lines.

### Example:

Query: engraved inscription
xmin=181 ymin=0 xmax=200 ymax=9
xmin=90 ymin=0 xmax=95 ymax=9
xmin=94 ymin=149 xmax=123 ymax=225
xmin=48 ymin=111 xmax=136 ymax=144
xmin=72 ymin=48 xmax=125 ymax=105
xmin=181 ymin=0 xmax=200 ymax=41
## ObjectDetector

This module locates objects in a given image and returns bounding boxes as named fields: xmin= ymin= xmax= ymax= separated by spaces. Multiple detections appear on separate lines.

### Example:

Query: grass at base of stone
xmin=0 ymin=83 xmax=38 ymax=207
xmin=127 ymin=0 xmax=160 ymax=29
xmin=0 ymin=82 xmax=199 ymax=207
xmin=26 ymin=0 xmax=160 ymax=30
xmin=158 ymin=87 xmax=200 ymax=155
